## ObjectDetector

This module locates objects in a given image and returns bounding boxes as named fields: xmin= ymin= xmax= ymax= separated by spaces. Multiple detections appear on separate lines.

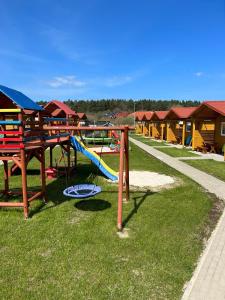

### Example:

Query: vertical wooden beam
xmin=18 ymin=111 xmax=28 ymax=218
xmin=40 ymin=148 xmax=46 ymax=203
xmin=124 ymin=126 xmax=129 ymax=202
xmin=117 ymin=131 xmax=125 ymax=231
xmin=21 ymin=148 xmax=28 ymax=218
xmin=3 ymin=161 xmax=9 ymax=195
xmin=182 ymin=121 xmax=186 ymax=146
xmin=192 ymin=119 xmax=196 ymax=150
xmin=166 ymin=121 xmax=169 ymax=142
xmin=161 ymin=124 xmax=164 ymax=140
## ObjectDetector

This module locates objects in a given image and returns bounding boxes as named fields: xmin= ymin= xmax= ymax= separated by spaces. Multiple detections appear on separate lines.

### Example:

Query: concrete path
xmin=140 ymin=136 xmax=224 ymax=161
xmin=130 ymin=137 xmax=225 ymax=300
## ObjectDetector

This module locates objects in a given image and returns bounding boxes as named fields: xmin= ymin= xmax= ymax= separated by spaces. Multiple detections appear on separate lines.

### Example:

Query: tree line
xmin=37 ymin=99 xmax=200 ymax=114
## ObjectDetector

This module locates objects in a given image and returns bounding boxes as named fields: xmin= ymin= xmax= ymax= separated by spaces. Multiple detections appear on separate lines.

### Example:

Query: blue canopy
xmin=0 ymin=84 xmax=43 ymax=111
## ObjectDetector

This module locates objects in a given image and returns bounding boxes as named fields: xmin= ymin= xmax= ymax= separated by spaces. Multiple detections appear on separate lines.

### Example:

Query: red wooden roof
xmin=200 ymin=101 xmax=225 ymax=116
xmin=77 ymin=112 xmax=87 ymax=120
xmin=151 ymin=111 xmax=169 ymax=120
xmin=144 ymin=111 xmax=154 ymax=120
xmin=166 ymin=106 xmax=198 ymax=119
xmin=51 ymin=108 xmax=63 ymax=116
xmin=44 ymin=100 xmax=76 ymax=116
xmin=131 ymin=111 xmax=151 ymax=121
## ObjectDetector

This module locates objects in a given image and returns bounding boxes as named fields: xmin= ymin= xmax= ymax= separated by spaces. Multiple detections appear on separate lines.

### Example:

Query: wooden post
xmin=166 ymin=122 xmax=169 ymax=141
xmin=192 ymin=119 xmax=196 ymax=150
xmin=21 ymin=148 xmax=28 ymax=218
xmin=117 ymin=131 xmax=124 ymax=231
xmin=18 ymin=111 xmax=28 ymax=218
xmin=40 ymin=148 xmax=46 ymax=203
xmin=161 ymin=123 xmax=164 ymax=140
xmin=182 ymin=121 xmax=186 ymax=146
xmin=3 ymin=160 xmax=9 ymax=195
xmin=124 ymin=126 xmax=129 ymax=202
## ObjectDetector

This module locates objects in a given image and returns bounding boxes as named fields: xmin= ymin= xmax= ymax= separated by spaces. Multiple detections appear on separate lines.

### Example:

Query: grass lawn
xmin=132 ymin=134 xmax=168 ymax=146
xmin=183 ymin=159 xmax=225 ymax=182
xmin=0 ymin=143 xmax=222 ymax=299
xmin=156 ymin=147 xmax=199 ymax=157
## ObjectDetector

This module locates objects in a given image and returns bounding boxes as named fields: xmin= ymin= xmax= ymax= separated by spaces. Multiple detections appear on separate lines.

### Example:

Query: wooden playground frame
xmin=0 ymin=108 xmax=132 ymax=230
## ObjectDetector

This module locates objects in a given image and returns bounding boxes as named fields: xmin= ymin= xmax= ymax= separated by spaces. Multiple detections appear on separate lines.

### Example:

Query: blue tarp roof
xmin=0 ymin=84 xmax=43 ymax=111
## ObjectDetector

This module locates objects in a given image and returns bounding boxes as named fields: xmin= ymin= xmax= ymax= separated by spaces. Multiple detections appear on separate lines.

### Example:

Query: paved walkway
xmin=130 ymin=137 xmax=225 ymax=300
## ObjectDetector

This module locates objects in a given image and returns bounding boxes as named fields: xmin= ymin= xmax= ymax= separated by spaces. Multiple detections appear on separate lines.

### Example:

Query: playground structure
xmin=0 ymin=85 xmax=132 ymax=230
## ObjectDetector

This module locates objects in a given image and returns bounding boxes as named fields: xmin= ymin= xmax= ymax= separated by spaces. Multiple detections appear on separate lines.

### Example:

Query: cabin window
xmin=221 ymin=122 xmax=225 ymax=136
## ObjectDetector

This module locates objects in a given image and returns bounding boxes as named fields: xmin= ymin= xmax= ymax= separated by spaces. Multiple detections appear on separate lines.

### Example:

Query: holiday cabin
xmin=165 ymin=107 xmax=198 ymax=145
xmin=150 ymin=111 xmax=169 ymax=140
xmin=191 ymin=101 xmax=225 ymax=156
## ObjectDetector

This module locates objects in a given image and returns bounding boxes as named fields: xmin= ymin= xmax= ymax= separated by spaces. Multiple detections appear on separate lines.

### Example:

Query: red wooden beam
xmin=0 ymin=137 xmax=23 ymax=142
xmin=44 ymin=126 xmax=135 ymax=131
xmin=0 ymin=131 xmax=23 ymax=135
xmin=0 ymin=202 xmax=24 ymax=207
xmin=117 ymin=131 xmax=125 ymax=231
xmin=0 ymin=144 xmax=24 ymax=149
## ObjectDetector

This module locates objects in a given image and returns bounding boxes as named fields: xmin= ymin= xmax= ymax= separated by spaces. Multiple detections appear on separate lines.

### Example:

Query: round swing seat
xmin=63 ymin=184 xmax=101 ymax=199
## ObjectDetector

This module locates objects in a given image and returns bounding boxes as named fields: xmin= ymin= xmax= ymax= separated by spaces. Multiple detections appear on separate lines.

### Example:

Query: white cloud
xmin=104 ymin=75 xmax=133 ymax=87
xmin=194 ymin=72 xmax=204 ymax=77
xmin=47 ymin=75 xmax=86 ymax=88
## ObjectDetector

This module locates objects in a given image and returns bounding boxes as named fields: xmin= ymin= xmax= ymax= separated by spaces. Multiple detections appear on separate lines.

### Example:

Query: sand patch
xmin=111 ymin=171 xmax=179 ymax=191
xmin=128 ymin=171 xmax=174 ymax=188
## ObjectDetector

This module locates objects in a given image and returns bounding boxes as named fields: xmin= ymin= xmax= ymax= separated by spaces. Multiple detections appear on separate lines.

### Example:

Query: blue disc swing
xmin=62 ymin=134 xmax=103 ymax=199
xmin=63 ymin=184 xmax=101 ymax=199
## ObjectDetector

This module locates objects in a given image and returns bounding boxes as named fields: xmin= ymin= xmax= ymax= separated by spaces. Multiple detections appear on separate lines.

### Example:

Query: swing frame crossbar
xmin=45 ymin=125 xmax=131 ymax=231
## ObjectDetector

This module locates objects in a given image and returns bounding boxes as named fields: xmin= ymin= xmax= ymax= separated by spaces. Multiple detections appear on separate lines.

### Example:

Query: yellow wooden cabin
xmin=165 ymin=107 xmax=198 ymax=145
xmin=191 ymin=101 xmax=225 ymax=157
xmin=150 ymin=111 xmax=169 ymax=140
xmin=134 ymin=112 xmax=150 ymax=135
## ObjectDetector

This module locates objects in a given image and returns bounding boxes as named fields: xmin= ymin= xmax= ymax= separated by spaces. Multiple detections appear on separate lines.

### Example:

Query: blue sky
xmin=0 ymin=0 xmax=225 ymax=101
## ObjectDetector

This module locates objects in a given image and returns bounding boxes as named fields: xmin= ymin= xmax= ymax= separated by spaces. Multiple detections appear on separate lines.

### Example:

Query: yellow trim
xmin=0 ymin=109 xmax=21 ymax=113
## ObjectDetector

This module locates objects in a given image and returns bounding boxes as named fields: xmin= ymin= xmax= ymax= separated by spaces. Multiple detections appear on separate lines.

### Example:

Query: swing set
xmin=44 ymin=125 xmax=131 ymax=231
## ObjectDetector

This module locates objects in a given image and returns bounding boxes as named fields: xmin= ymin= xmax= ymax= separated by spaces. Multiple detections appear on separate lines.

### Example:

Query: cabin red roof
xmin=130 ymin=111 xmax=152 ymax=121
xmin=166 ymin=107 xmax=198 ymax=119
xmin=144 ymin=111 xmax=154 ymax=120
xmin=151 ymin=111 xmax=169 ymax=120
xmin=200 ymin=101 xmax=225 ymax=116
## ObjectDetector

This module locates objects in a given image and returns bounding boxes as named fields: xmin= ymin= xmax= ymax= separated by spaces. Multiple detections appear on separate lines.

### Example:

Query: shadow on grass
xmin=75 ymin=199 xmax=111 ymax=211
xmin=6 ymin=162 xmax=155 ymax=226
xmin=123 ymin=190 xmax=154 ymax=227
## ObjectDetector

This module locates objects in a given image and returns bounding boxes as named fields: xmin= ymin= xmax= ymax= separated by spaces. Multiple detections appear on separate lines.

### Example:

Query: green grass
xmin=132 ymin=134 xmax=168 ymax=146
xmin=0 ymin=144 xmax=222 ymax=299
xmin=183 ymin=159 xmax=225 ymax=182
xmin=155 ymin=147 xmax=199 ymax=157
